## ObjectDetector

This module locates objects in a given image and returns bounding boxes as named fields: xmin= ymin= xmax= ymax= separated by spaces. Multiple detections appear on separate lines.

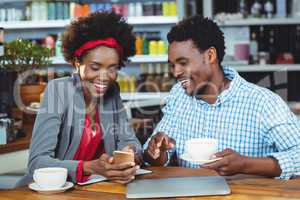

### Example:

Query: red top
xmin=73 ymin=110 xmax=105 ymax=183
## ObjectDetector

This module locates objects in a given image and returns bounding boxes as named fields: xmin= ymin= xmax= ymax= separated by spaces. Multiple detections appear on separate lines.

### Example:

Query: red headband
xmin=74 ymin=37 xmax=123 ymax=58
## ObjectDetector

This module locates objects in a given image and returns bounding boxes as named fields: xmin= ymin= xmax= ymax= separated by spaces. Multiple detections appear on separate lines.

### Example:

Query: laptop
xmin=126 ymin=176 xmax=231 ymax=199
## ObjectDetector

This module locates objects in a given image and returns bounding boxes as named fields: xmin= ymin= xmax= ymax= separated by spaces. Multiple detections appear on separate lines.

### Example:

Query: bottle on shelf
xmin=55 ymin=34 xmax=62 ymax=57
xmin=142 ymin=34 xmax=149 ymax=55
xmin=25 ymin=3 xmax=32 ymax=21
xmin=104 ymin=3 xmax=112 ymax=12
xmin=268 ymin=29 xmax=276 ymax=64
xmin=162 ymin=2 xmax=170 ymax=16
xmin=276 ymin=0 xmax=287 ymax=18
xmin=117 ymin=76 xmax=123 ymax=92
xmin=258 ymin=51 xmax=270 ymax=65
xmin=112 ymin=4 xmax=122 ymax=15
xmin=157 ymin=40 xmax=166 ymax=55
xmin=291 ymin=0 xmax=300 ymax=18
xmin=251 ymin=0 xmax=262 ymax=18
xmin=294 ymin=26 xmax=300 ymax=63
xmin=122 ymin=4 xmax=128 ymax=17
xmin=135 ymin=34 xmax=143 ymax=55
xmin=143 ymin=2 xmax=154 ymax=16
xmin=47 ymin=1 xmax=56 ymax=20
xmin=161 ymin=64 xmax=175 ymax=92
xmin=258 ymin=26 xmax=265 ymax=51
xmin=124 ymin=76 xmax=130 ymax=93
xmin=56 ymin=1 xmax=64 ymax=20
xmin=249 ymin=32 xmax=258 ymax=64
xmin=264 ymin=0 xmax=274 ymax=18
xmin=149 ymin=40 xmax=158 ymax=55
xmin=137 ymin=64 xmax=147 ymax=92
xmin=154 ymin=2 xmax=163 ymax=16
xmin=63 ymin=2 xmax=70 ymax=20
xmin=39 ymin=1 xmax=48 ymax=21
xmin=74 ymin=3 xmax=83 ymax=18
xmin=31 ymin=1 xmax=39 ymax=21
xmin=82 ymin=4 xmax=90 ymax=17
xmin=70 ymin=2 xmax=76 ymax=19
xmin=154 ymin=63 xmax=163 ymax=91
xmin=118 ymin=75 xmax=130 ymax=93
xmin=239 ymin=0 xmax=248 ymax=18
xmin=145 ymin=63 xmax=157 ymax=92
xmin=129 ymin=76 xmax=137 ymax=93
xmin=186 ymin=0 xmax=197 ymax=16
xmin=169 ymin=1 xmax=177 ymax=16
xmin=135 ymin=2 xmax=143 ymax=17
xmin=128 ymin=3 xmax=136 ymax=17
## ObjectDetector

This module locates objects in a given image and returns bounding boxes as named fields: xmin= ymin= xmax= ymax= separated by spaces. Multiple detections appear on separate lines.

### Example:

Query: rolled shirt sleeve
xmin=262 ymin=94 xmax=300 ymax=179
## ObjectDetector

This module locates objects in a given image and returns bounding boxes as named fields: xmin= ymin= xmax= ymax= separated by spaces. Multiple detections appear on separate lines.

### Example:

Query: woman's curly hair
xmin=61 ymin=11 xmax=135 ymax=67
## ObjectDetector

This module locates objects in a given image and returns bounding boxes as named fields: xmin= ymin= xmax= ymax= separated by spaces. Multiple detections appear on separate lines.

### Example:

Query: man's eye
xmin=179 ymin=62 xmax=187 ymax=66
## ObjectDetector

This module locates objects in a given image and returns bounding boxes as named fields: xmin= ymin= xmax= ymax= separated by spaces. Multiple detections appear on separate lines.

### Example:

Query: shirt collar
xmin=217 ymin=66 xmax=242 ymax=105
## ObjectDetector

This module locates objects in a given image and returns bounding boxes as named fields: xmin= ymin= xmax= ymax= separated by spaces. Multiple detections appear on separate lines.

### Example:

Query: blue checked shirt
xmin=144 ymin=66 xmax=300 ymax=180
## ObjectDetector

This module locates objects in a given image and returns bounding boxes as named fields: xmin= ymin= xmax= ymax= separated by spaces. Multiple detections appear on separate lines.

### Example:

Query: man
xmin=143 ymin=16 xmax=300 ymax=179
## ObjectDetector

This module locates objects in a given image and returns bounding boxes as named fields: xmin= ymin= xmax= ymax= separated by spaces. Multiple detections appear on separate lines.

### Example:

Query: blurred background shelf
xmin=50 ymin=56 xmax=300 ymax=73
xmin=231 ymin=64 xmax=300 ymax=72
xmin=218 ymin=17 xmax=300 ymax=27
xmin=51 ymin=55 xmax=169 ymax=65
xmin=127 ymin=16 xmax=178 ymax=25
xmin=0 ymin=20 xmax=70 ymax=29
xmin=0 ymin=16 xmax=179 ymax=30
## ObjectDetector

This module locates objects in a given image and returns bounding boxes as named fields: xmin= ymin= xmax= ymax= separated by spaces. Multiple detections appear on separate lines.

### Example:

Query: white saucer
xmin=29 ymin=181 xmax=74 ymax=194
xmin=180 ymin=153 xmax=222 ymax=165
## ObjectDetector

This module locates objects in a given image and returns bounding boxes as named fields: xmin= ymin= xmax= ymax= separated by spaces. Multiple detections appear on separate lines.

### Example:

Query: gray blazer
xmin=18 ymin=74 xmax=142 ymax=186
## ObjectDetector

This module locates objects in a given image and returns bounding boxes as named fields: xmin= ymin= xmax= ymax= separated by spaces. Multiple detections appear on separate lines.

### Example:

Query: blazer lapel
xmin=64 ymin=81 xmax=86 ymax=160
xmin=99 ymin=96 xmax=116 ymax=156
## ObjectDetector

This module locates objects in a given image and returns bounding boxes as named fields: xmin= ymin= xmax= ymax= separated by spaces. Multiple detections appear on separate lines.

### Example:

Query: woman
xmin=20 ymin=11 xmax=142 ymax=185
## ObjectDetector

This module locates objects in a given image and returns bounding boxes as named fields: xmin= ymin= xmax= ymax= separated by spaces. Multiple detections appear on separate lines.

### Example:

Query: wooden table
xmin=1 ymin=167 xmax=300 ymax=200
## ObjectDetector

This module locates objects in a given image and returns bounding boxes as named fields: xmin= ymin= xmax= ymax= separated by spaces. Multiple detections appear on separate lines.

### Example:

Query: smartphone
xmin=113 ymin=150 xmax=134 ymax=164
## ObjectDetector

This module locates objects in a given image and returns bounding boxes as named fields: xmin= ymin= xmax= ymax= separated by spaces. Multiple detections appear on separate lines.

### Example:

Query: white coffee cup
xmin=186 ymin=138 xmax=218 ymax=160
xmin=33 ymin=167 xmax=67 ymax=189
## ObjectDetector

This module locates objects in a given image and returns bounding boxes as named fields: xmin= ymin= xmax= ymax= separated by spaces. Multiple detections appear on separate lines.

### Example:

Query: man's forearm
xmin=243 ymin=157 xmax=282 ymax=177
xmin=143 ymin=151 xmax=168 ymax=166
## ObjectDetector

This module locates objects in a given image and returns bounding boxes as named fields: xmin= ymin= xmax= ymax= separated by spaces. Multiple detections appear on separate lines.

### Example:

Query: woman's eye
xmin=108 ymin=66 xmax=118 ymax=73
xmin=90 ymin=65 xmax=99 ymax=71
xmin=179 ymin=62 xmax=187 ymax=66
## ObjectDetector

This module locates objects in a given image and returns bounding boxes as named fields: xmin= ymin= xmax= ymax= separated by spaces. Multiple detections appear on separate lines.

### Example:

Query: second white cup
xmin=186 ymin=138 xmax=218 ymax=160
xmin=33 ymin=167 xmax=67 ymax=189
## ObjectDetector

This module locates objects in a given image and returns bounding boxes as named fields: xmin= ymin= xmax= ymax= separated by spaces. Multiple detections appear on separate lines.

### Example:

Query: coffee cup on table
xmin=33 ymin=167 xmax=67 ymax=189
xmin=185 ymin=138 xmax=218 ymax=160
